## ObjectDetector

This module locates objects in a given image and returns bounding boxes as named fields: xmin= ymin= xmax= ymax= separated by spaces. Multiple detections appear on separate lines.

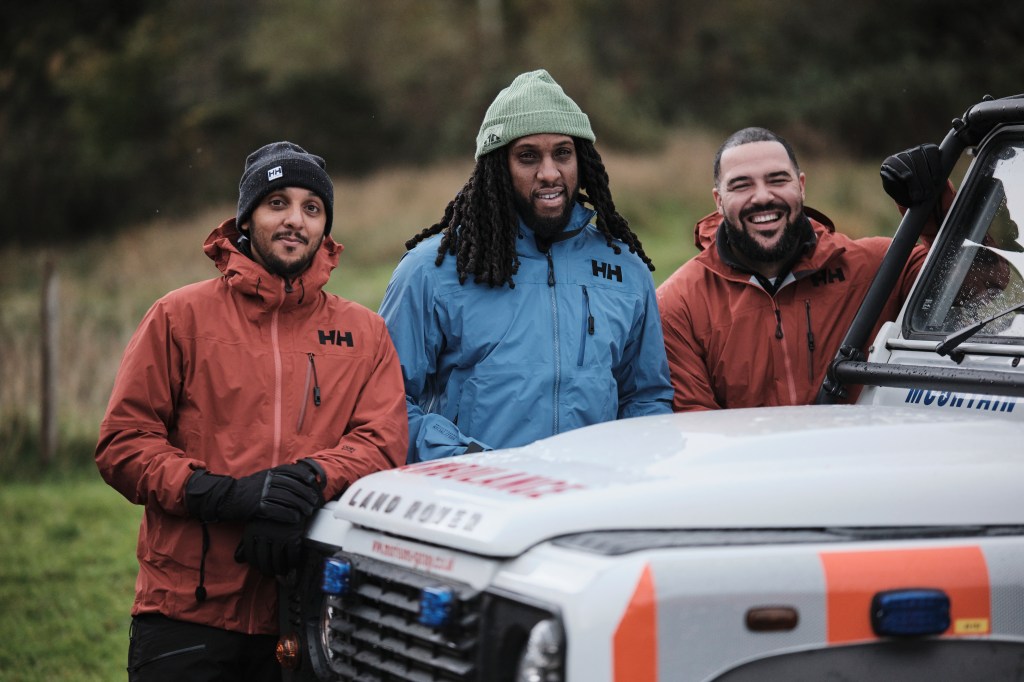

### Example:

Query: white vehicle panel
xmin=335 ymin=405 xmax=1024 ymax=556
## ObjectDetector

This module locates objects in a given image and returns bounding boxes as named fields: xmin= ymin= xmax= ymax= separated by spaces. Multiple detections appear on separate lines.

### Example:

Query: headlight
xmin=516 ymin=618 xmax=564 ymax=682
xmin=319 ymin=594 xmax=342 ymax=671
xmin=481 ymin=594 xmax=565 ymax=682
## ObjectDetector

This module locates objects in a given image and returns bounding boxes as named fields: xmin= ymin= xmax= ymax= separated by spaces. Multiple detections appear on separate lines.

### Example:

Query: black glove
xmin=257 ymin=459 xmax=326 ymax=521
xmin=234 ymin=518 xmax=305 ymax=576
xmin=185 ymin=459 xmax=326 ymax=524
xmin=880 ymin=143 xmax=943 ymax=207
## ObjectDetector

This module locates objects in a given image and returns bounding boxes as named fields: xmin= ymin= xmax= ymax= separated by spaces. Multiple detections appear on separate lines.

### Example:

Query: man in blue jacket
xmin=379 ymin=69 xmax=673 ymax=463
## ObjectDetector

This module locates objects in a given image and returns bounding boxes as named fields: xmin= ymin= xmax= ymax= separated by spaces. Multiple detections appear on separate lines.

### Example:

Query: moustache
xmin=273 ymin=231 xmax=309 ymax=245
xmin=739 ymin=201 xmax=789 ymax=220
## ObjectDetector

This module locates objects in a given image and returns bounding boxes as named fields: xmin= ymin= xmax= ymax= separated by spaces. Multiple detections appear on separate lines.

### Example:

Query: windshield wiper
xmin=935 ymin=300 xmax=1024 ymax=360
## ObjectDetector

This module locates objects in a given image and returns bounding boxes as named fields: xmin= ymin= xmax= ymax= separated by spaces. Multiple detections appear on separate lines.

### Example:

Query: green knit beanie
xmin=475 ymin=69 xmax=595 ymax=159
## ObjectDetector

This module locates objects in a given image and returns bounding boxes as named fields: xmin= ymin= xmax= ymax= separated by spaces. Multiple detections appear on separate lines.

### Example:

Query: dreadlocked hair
xmin=403 ymin=137 xmax=654 ymax=288
xmin=405 ymin=149 xmax=521 ymax=288
xmin=576 ymin=139 xmax=655 ymax=272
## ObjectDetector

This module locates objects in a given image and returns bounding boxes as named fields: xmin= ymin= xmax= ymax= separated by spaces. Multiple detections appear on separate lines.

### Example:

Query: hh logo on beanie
xmin=237 ymin=141 xmax=335 ymax=234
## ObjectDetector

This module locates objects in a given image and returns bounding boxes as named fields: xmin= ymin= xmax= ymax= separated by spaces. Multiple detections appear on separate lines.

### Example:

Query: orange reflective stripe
xmin=614 ymin=563 xmax=657 ymax=682
xmin=820 ymin=546 xmax=990 ymax=644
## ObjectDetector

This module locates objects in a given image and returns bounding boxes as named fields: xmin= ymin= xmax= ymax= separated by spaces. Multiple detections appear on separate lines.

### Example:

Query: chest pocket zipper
xmin=297 ymin=353 xmax=322 ymax=431
xmin=578 ymin=285 xmax=595 ymax=366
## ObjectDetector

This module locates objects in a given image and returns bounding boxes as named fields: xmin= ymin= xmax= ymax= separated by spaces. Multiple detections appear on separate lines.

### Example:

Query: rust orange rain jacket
xmin=96 ymin=218 xmax=408 ymax=634
xmin=656 ymin=208 xmax=929 ymax=411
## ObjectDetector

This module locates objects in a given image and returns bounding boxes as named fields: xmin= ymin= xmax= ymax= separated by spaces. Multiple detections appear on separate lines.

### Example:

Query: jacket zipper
xmin=804 ymin=299 xmax=816 ymax=382
xmin=297 ymin=353 xmax=322 ymax=431
xmin=771 ymin=299 xmax=800 ymax=404
xmin=546 ymin=249 xmax=561 ymax=434
xmin=270 ymin=306 xmax=283 ymax=465
xmin=578 ymin=285 xmax=594 ymax=366
xmin=257 ymin=285 xmax=286 ymax=628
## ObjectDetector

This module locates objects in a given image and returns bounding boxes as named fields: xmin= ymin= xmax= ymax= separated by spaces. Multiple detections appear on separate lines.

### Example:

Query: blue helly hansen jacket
xmin=379 ymin=204 xmax=673 ymax=463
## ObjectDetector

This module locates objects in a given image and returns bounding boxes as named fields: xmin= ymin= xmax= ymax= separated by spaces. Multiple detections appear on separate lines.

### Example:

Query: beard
xmin=723 ymin=203 xmax=807 ymax=265
xmin=512 ymin=186 xmax=580 ymax=240
xmin=249 ymin=230 xmax=323 ymax=278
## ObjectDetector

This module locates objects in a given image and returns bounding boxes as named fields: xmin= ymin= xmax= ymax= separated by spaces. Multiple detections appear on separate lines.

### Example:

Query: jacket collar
xmin=203 ymin=218 xmax=342 ymax=307
xmin=517 ymin=203 xmax=597 ymax=252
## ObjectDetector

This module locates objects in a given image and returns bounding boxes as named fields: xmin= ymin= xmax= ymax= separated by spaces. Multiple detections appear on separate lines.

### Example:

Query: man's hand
xmin=234 ymin=518 xmax=305 ymax=576
xmin=880 ymin=143 xmax=943 ymax=208
xmin=186 ymin=459 xmax=326 ymax=524
xmin=248 ymin=460 xmax=326 ymax=522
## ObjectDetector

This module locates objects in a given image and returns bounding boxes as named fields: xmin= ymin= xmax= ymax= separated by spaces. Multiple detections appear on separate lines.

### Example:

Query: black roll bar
xmin=816 ymin=94 xmax=1024 ymax=404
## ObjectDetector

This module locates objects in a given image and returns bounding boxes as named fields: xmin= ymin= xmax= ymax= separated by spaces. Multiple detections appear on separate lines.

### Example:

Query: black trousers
xmin=127 ymin=614 xmax=280 ymax=682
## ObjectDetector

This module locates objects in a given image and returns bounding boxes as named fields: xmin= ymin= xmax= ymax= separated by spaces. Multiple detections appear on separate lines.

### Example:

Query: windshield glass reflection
xmin=910 ymin=135 xmax=1024 ymax=342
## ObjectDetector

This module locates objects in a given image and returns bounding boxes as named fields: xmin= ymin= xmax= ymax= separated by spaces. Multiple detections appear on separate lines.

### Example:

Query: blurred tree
xmin=244 ymin=0 xmax=493 ymax=162
xmin=2 ymin=0 xmax=1022 ymax=246
xmin=0 ymin=0 xmax=149 ymax=243
xmin=649 ymin=0 xmax=1024 ymax=156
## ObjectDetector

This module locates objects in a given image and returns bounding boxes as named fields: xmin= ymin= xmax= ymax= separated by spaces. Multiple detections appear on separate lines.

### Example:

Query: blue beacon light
xmin=871 ymin=588 xmax=951 ymax=637
xmin=419 ymin=586 xmax=455 ymax=628
xmin=321 ymin=558 xmax=352 ymax=596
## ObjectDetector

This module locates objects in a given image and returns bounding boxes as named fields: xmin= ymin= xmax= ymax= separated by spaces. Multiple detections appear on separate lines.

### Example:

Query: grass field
xmin=0 ymin=129 xmax=900 ymax=679
xmin=0 ymin=476 xmax=141 ymax=681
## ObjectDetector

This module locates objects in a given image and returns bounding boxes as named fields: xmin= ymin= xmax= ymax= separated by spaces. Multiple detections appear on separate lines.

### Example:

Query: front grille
xmin=322 ymin=552 xmax=482 ymax=681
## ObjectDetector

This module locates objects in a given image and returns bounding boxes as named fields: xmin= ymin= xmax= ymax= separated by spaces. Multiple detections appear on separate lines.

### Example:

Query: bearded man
xmin=657 ymin=127 xmax=945 ymax=410
xmin=96 ymin=141 xmax=407 ymax=680
xmin=379 ymin=69 xmax=673 ymax=463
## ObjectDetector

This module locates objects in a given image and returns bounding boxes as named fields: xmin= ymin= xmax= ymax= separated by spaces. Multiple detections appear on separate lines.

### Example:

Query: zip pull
xmin=773 ymin=308 xmax=784 ymax=339
xmin=545 ymin=250 xmax=555 ymax=287
xmin=805 ymin=300 xmax=816 ymax=381
xmin=307 ymin=353 xmax=321 ymax=406
xmin=583 ymin=285 xmax=594 ymax=335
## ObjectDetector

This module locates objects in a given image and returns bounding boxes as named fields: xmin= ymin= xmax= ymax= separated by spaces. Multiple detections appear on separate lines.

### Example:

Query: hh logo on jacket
xmin=591 ymin=259 xmax=623 ymax=282
xmin=809 ymin=267 xmax=845 ymax=287
xmin=318 ymin=329 xmax=354 ymax=347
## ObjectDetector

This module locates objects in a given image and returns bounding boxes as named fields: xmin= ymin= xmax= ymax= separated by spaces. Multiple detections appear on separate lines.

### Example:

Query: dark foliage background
xmin=3 ymin=0 xmax=1022 ymax=245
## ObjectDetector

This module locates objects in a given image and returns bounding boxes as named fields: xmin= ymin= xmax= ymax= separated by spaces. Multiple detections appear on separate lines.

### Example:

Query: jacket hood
xmin=202 ymin=218 xmax=343 ymax=305
xmin=693 ymin=206 xmax=836 ymax=251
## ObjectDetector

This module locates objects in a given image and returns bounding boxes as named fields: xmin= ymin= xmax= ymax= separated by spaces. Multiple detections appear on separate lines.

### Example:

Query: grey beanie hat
xmin=475 ymin=69 xmax=595 ymax=159
xmin=236 ymin=141 xmax=335 ymax=234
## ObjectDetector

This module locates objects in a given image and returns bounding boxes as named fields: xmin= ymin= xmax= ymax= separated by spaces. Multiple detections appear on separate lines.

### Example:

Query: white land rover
xmin=277 ymin=94 xmax=1024 ymax=681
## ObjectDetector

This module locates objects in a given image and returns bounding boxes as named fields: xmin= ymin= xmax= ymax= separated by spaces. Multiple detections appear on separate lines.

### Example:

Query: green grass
xmin=0 ymin=476 xmax=141 ymax=681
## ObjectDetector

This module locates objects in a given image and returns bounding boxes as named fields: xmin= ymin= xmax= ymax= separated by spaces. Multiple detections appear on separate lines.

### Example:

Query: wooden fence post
xmin=41 ymin=257 xmax=58 ymax=466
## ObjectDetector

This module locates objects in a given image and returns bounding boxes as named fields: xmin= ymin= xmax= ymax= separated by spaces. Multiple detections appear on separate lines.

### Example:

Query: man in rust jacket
xmin=657 ymin=127 xmax=949 ymax=411
xmin=96 ymin=142 xmax=408 ymax=681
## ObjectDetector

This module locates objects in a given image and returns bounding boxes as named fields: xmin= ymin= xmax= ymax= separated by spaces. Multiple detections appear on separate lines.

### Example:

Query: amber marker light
xmin=745 ymin=606 xmax=799 ymax=632
xmin=276 ymin=634 xmax=301 ymax=669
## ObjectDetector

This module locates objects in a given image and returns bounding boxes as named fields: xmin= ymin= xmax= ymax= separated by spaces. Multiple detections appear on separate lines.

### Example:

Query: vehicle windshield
xmin=909 ymin=132 xmax=1024 ymax=344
